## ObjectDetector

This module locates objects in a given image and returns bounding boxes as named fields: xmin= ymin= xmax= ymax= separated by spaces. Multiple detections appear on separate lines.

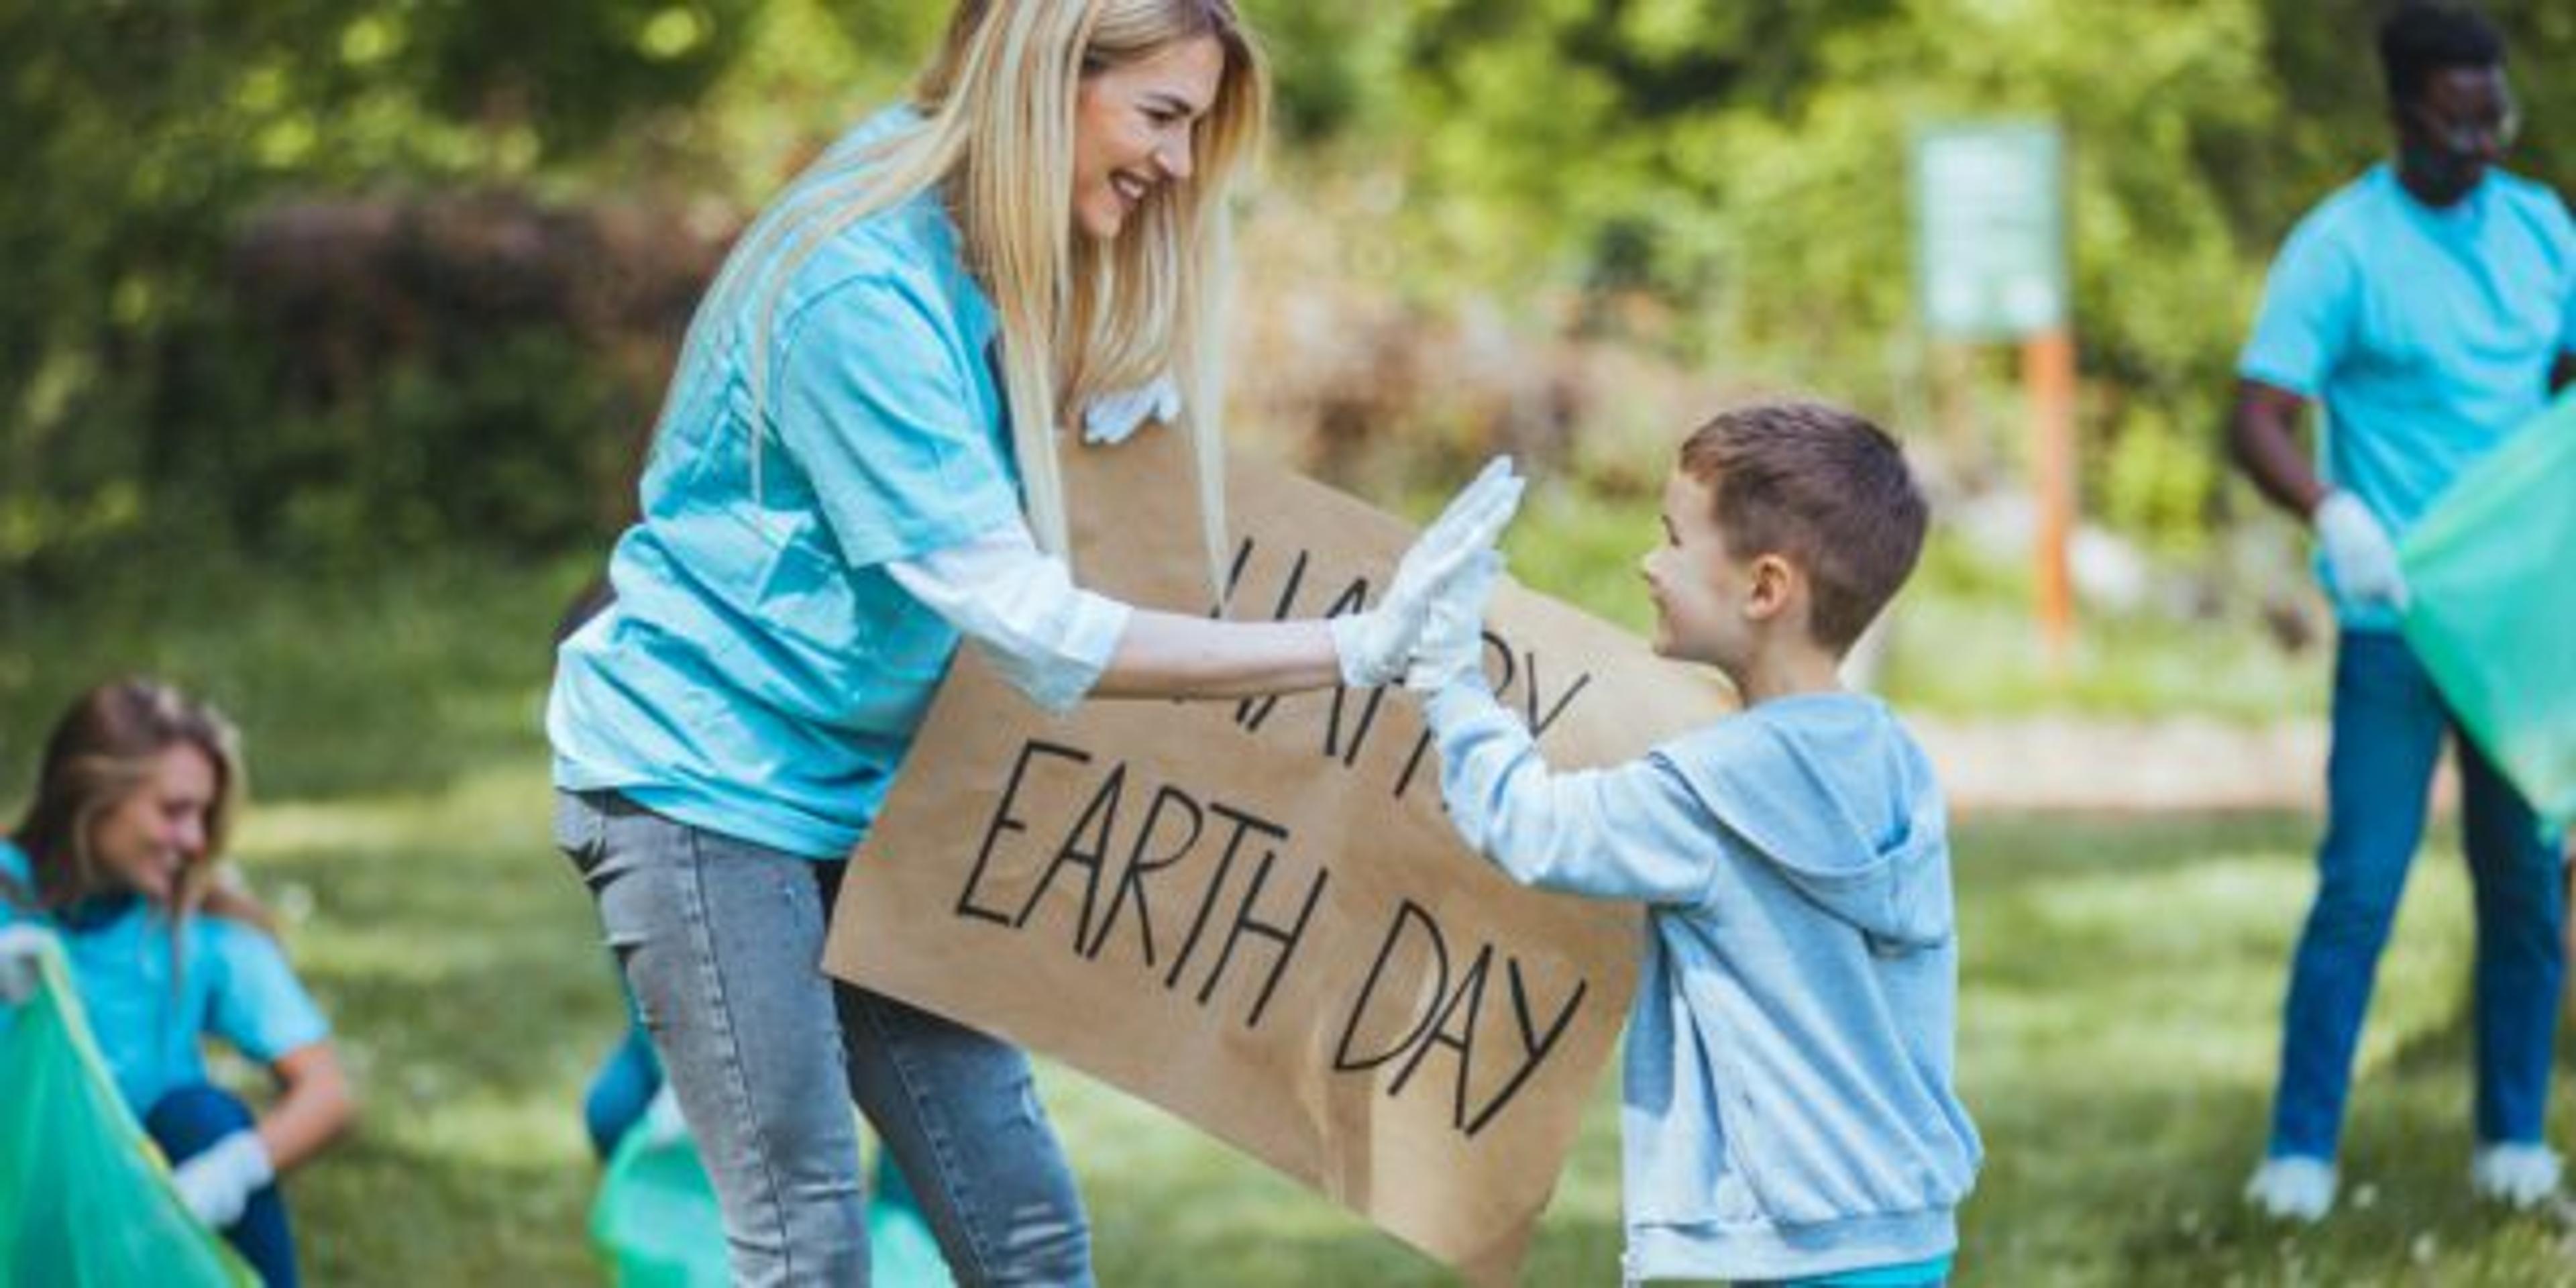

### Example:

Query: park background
xmin=5 ymin=0 xmax=2575 ymax=1281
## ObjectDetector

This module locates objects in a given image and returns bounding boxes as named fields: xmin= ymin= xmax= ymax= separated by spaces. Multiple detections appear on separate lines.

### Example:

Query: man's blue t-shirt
xmin=548 ymin=109 xmax=1022 ymax=859
xmin=0 ymin=839 xmax=331 ymax=1116
xmin=2239 ymin=163 xmax=2576 ymax=629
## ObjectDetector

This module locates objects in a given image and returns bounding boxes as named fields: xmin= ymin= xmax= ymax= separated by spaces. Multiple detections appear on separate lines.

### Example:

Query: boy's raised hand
xmin=1332 ymin=457 xmax=1523 ymax=687
xmin=1405 ymin=549 xmax=1505 ymax=694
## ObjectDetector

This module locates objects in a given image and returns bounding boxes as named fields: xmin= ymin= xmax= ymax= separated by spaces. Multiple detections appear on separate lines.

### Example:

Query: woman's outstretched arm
xmin=890 ymin=457 xmax=1524 ymax=708
xmin=1089 ymin=612 xmax=1340 ymax=700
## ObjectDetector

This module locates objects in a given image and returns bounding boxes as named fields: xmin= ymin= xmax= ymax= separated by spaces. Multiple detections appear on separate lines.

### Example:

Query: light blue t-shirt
xmin=2239 ymin=163 xmax=2576 ymax=629
xmin=549 ymin=109 xmax=1024 ymax=859
xmin=0 ymin=840 xmax=330 ymax=1116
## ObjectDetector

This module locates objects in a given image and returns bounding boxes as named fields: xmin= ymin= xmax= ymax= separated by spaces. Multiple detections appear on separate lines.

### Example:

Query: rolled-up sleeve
xmin=885 ymin=525 xmax=1133 ymax=714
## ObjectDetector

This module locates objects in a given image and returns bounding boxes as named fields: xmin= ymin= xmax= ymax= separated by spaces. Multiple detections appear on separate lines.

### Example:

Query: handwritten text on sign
xmin=825 ymin=451 xmax=1725 ymax=1284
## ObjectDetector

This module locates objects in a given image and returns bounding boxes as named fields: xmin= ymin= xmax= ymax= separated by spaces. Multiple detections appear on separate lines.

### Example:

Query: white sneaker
xmin=2245 ymin=1155 xmax=2337 ymax=1222
xmin=2469 ymin=1142 xmax=2563 ymax=1210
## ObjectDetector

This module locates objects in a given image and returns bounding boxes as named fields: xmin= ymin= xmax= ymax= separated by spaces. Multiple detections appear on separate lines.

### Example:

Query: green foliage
xmin=224 ymin=328 xmax=634 ymax=569
xmin=8 ymin=0 xmax=2575 ymax=582
xmin=2100 ymin=405 xmax=2225 ymax=558
xmin=0 ymin=0 xmax=916 ymax=584
xmin=1285 ymin=0 xmax=2576 ymax=549
xmin=182 ymin=756 xmax=2576 ymax=1282
xmin=1243 ymin=0 xmax=1413 ymax=143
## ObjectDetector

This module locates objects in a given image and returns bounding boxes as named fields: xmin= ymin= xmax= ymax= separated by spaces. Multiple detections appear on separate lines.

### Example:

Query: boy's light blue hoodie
xmin=1424 ymin=682 xmax=1981 ymax=1283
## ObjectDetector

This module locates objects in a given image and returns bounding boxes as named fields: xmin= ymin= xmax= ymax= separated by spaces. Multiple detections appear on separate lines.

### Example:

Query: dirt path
xmin=1916 ymin=715 xmax=2330 ymax=814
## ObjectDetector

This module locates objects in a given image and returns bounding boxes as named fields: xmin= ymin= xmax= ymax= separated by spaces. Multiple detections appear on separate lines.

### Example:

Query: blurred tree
xmin=1298 ymin=0 xmax=2571 ymax=551
xmin=0 ymin=0 xmax=812 ymax=586
xmin=4 ymin=0 xmax=2570 ymax=592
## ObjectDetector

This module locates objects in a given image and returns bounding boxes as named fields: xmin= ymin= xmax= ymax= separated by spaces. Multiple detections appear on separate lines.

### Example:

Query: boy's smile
xmin=1641 ymin=464 xmax=1844 ymax=705
xmin=1640 ymin=468 xmax=1753 ymax=670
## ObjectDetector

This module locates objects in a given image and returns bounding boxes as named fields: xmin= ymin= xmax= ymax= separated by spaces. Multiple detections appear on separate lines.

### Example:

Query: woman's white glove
xmin=2314 ymin=490 xmax=2409 ymax=610
xmin=173 ymin=1130 xmax=273 ymax=1231
xmin=1330 ymin=457 xmax=1524 ymax=688
xmin=1405 ymin=549 xmax=1505 ymax=694
xmin=1082 ymin=375 xmax=1182 ymax=445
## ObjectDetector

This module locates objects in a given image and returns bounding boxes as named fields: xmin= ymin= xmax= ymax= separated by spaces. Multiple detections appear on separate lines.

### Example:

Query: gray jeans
xmin=555 ymin=790 xmax=1093 ymax=1287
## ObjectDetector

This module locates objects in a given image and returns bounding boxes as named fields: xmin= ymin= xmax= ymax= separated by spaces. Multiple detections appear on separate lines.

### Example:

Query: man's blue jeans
xmin=555 ymin=789 xmax=1091 ymax=1287
xmin=2267 ymin=631 xmax=2567 ymax=1161
xmin=146 ymin=1084 xmax=298 ymax=1288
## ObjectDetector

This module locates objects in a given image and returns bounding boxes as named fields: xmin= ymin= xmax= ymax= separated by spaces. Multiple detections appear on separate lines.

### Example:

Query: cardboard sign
xmin=824 ymin=429 xmax=1730 ymax=1283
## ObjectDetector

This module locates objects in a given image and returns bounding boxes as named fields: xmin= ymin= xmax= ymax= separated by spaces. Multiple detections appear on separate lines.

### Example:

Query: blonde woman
xmin=1 ymin=680 xmax=356 ymax=1287
xmin=545 ymin=2 xmax=1521 ymax=1282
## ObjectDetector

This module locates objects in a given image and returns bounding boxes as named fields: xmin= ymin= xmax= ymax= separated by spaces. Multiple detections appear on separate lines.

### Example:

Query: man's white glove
xmin=1330 ymin=457 xmax=1524 ymax=688
xmin=173 ymin=1130 xmax=274 ymax=1231
xmin=1082 ymin=375 xmax=1182 ymax=445
xmin=1405 ymin=549 xmax=1505 ymax=694
xmin=2314 ymin=490 xmax=2409 ymax=611
xmin=0 ymin=924 xmax=51 ymax=1004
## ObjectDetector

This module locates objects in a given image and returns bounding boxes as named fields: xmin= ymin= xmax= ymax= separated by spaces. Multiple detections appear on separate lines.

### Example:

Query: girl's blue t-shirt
xmin=547 ymin=108 xmax=1021 ymax=860
xmin=0 ymin=839 xmax=331 ymax=1116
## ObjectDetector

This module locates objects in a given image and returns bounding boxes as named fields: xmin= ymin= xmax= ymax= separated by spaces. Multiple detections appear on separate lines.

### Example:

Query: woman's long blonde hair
xmin=3 ymin=678 xmax=273 ymax=938
xmin=702 ymin=0 xmax=1268 ymax=586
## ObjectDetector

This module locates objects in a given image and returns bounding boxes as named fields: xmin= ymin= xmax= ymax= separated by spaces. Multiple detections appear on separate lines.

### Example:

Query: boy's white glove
xmin=2314 ymin=490 xmax=2409 ymax=610
xmin=1081 ymin=375 xmax=1182 ymax=445
xmin=1405 ymin=549 xmax=1505 ymax=694
xmin=1331 ymin=458 xmax=1524 ymax=687
xmin=173 ymin=1130 xmax=274 ymax=1231
xmin=0 ymin=924 xmax=51 ymax=1004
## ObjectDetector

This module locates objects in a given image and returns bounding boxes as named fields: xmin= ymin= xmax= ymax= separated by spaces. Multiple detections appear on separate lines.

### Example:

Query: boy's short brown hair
xmin=1678 ymin=400 xmax=1929 ymax=653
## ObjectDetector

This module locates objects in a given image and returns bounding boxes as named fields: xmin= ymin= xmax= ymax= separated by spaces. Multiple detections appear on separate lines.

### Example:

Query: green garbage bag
xmin=0 ymin=927 xmax=259 ymax=1287
xmin=2399 ymin=392 xmax=2576 ymax=833
xmin=590 ymin=1089 xmax=953 ymax=1287
xmin=590 ymin=1091 xmax=728 ymax=1288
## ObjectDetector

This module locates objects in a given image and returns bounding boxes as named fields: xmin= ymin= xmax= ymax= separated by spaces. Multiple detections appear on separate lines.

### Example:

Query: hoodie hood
xmin=1660 ymin=693 xmax=1952 ymax=951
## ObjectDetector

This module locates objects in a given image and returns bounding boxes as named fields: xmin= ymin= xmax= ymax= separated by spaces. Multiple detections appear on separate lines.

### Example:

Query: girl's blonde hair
xmin=704 ymin=0 xmax=1268 ymax=588
xmin=3 ymin=678 xmax=274 ymax=941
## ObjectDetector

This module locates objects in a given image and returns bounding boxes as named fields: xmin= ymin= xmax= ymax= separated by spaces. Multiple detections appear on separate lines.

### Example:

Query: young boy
xmin=1407 ymin=401 xmax=1980 ymax=1285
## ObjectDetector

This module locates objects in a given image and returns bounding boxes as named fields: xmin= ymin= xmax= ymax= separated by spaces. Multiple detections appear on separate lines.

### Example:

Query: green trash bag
xmin=590 ymin=1089 xmax=954 ymax=1287
xmin=2399 ymin=392 xmax=2576 ymax=833
xmin=0 ymin=927 xmax=259 ymax=1287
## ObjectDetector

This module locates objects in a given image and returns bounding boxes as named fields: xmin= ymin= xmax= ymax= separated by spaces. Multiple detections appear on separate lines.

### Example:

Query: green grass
xmin=237 ymin=763 xmax=612 ymax=1283
xmin=209 ymin=775 xmax=2576 ymax=1286
xmin=3 ymin=560 xmax=2546 ymax=1285
xmin=0 ymin=551 xmax=598 ymax=802
xmin=1945 ymin=815 xmax=2576 ymax=1287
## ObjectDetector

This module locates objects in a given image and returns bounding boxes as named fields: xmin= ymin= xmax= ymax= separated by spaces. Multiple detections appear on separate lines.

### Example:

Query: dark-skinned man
xmin=2233 ymin=2 xmax=2575 ymax=1223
